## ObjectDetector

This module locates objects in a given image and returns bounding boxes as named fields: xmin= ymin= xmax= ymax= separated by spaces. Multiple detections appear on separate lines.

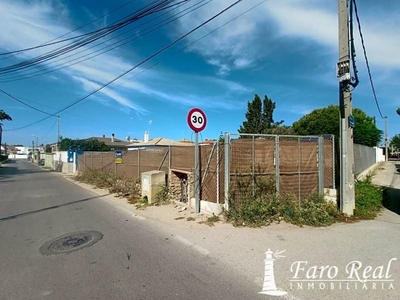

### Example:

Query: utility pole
xmin=385 ymin=116 xmax=388 ymax=161
xmin=57 ymin=116 xmax=60 ymax=152
xmin=32 ymin=140 xmax=35 ymax=162
xmin=338 ymin=0 xmax=355 ymax=215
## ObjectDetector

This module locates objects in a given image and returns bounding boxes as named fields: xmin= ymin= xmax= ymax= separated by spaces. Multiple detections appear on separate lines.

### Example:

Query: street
xmin=0 ymin=160 xmax=262 ymax=300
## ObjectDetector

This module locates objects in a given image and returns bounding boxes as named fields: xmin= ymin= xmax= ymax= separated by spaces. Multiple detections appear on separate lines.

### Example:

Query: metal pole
xmin=318 ymin=136 xmax=325 ymax=196
xmin=216 ymin=141 xmax=220 ymax=204
xmin=385 ymin=116 xmax=388 ymax=161
xmin=338 ymin=0 xmax=355 ymax=215
xmin=224 ymin=133 xmax=230 ymax=209
xmin=332 ymin=135 xmax=336 ymax=189
xmin=0 ymin=125 xmax=2 ymax=158
xmin=275 ymin=135 xmax=280 ymax=195
xmin=195 ymin=131 xmax=200 ymax=213
xmin=137 ymin=149 xmax=140 ymax=178
xmin=252 ymin=135 xmax=255 ymax=196
xmin=298 ymin=137 xmax=301 ymax=204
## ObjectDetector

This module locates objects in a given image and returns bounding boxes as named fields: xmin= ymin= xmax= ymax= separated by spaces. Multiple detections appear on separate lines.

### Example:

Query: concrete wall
xmin=354 ymin=144 xmax=377 ymax=175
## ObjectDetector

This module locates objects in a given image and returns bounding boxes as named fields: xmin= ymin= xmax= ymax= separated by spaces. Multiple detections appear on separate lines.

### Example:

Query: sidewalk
xmin=63 ymin=164 xmax=400 ymax=300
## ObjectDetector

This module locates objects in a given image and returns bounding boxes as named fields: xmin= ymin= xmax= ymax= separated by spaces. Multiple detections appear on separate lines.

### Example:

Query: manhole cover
xmin=40 ymin=231 xmax=103 ymax=255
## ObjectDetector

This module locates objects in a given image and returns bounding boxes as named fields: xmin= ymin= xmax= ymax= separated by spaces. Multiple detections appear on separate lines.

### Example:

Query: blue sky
xmin=0 ymin=0 xmax=399 ymax=146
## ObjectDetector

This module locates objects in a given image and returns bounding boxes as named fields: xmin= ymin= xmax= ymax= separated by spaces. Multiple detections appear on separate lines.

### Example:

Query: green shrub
xmin=354 ymin=177 xmax=383 ymax=219
xmin=154 ymin=183 xmax=169 ymax=204
xmin=224 ymin=193 xmax=339 ymax=228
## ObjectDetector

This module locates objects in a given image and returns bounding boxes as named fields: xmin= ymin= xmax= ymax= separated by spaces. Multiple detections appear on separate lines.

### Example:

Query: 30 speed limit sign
xmin=187 ymin=108 xmax=207 ymax=132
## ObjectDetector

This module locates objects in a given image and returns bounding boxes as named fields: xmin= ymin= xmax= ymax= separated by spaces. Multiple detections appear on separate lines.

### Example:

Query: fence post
xmin=137 ymin=149 xmax=140 ymax=178
xmin=101 ymin=153 xmax=103 ymax=172
xmin=298 ymin=137 xmax=301 ymax=204
xmin=224 ymin=133 xmax=230 ymax=209
xmin=168 ymin=145 xmax=171 ymax=170
xmin=318 ymin=136 xmax=325 ymax=196
xmin=216 ymin=141 xmax=220 ymax=204
xmin=84 ymin=154 xmax=86 ymax=171
xmin=275 ymin=135 xmax=280 ymax=195
xmin=91 ymin=153 xmax=93 ymax=170
xmin=332 ymin=135 xmax=335 ymax=189
xmin=252 ymin=135 xmax=255 ymax=196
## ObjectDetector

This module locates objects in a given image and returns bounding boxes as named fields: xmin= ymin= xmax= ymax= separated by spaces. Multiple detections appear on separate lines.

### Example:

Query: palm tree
xmin=0 ymin=110 xmax=12 ymax=121
xmin=0 ymin=110 xmax=12 ymax=157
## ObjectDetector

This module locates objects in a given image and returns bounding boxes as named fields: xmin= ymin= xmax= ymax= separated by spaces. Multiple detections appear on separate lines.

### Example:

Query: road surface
xmin=0 ymin=160 xmax=263 ymax=300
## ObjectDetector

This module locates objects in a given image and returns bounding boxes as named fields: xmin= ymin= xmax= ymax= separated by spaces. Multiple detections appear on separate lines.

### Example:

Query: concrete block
xmin=141 ymin=170 xmax=166 ymax=204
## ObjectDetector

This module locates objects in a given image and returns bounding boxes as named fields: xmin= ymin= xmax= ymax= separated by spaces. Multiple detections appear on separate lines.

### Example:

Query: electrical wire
xmin=0 ymin=88 xmax=56 ymax=116
xmin=115 ymin=0 xmax=268 ymax=88
xmin=0 ymin=0 xmax=209 ymax=83
xmin=348 ymin=0 xmax=359 ymax=88
xmin=4 ymin=0 xmax=245 ymax=131
xmin=41 ymin=118 xmax=58 ymax=141
xmin=0 ymin=0 xmax=185 ymax=74
xmin=0 ymin=0 xmax=139 ymax=59
xmin=352 ymin=0 xmax=385 ymax=119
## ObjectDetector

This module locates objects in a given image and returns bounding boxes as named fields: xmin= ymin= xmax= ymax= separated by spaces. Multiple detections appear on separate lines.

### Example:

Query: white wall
xmin=374 ymin=147 xmax=385 ymax=162
xmin=8 ymin=154 xmax=28 ymax=159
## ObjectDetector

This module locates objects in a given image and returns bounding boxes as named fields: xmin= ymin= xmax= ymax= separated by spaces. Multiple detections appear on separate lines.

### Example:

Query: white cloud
xmin=73 ymin=76 xmax=148 ymax=114
xmin=173 ymin=0 xmax=400 ymax=74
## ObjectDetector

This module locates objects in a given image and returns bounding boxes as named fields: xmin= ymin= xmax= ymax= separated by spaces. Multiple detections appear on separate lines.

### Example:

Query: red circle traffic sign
xmin=187 ymin=108 xmax=207 ymax=132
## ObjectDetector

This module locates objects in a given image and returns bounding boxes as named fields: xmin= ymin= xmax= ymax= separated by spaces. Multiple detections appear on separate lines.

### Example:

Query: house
xmin=88 ymin=134 xmax=130 ymax=150
xmin=127 ymin=137 xmax=194 ymax=150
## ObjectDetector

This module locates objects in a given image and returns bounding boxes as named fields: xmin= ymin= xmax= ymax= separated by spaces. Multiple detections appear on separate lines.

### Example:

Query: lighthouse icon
xmin=260 ymin=249 xmax=287 ymax=296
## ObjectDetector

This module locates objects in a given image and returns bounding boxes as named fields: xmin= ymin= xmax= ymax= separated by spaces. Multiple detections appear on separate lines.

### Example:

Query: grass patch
xmin=198 ymin=214 xmax=220 ymax=227
xmin=224 ymin=172 xmax=384 ymax=228
xmin=75 ymin=169 xmax=141 ymax=203
xmin=186 ymin=217 xmax=196 ymax=221
xmin=224 ymin=193 xmax=339 ymax=227
xmin=174 ymin=216 xmax=185 ymax=220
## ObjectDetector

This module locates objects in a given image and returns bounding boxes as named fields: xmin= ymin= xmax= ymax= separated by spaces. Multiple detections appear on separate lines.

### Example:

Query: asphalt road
xmin=0 ymin=160 xmax=263 ymax=300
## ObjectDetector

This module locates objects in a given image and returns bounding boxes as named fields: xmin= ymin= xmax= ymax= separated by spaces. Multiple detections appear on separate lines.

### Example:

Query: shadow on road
xmin=382 ymin=163 xmax=400 ymax=215
xmin=383 ymin=187 xmax=400 ymax=215
xmin=0 ymin=194 xmax=110 ymax=223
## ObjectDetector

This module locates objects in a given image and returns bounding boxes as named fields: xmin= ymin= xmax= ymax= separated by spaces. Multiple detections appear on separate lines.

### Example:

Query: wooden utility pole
xmin=338 ymin=0 xmax=355 ymax=215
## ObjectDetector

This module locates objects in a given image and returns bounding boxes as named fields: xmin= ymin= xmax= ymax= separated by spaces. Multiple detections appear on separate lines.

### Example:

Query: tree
xmin=58 ymin=137 xmax=111 ymax=151
xmin=292 ymin=105 xmax=382 ymax=147
xmin=238 ymin=94 xmax=284 ymax=134
xmin=0 ymin=110 xmax=12 ymax=121
xmin=397 ymin=108 xmax=400 ymax=116
xmin=390 ymin=135 xmax=400 ymax=152
xmin=0 ymin=110 xmax=12 ymax=157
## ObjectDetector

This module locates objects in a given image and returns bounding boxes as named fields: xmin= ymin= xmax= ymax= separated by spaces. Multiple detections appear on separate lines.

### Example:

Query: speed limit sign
xmin=187 ymin=108 xmax=207 ymax=132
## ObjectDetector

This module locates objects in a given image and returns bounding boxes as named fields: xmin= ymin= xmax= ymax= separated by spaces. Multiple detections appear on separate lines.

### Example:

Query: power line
xmin=4 ymin=0 xmax=245 ymax=131
xmin=41 ymin=118 xmax=58 ymax=141
xmin=0 ymin=0 xmax=184 ymax=74
xmin=0 ymin=0 xmax=209 ymax=83
xmin=352 ymin=0 xmax=385 ymax=119
xmin=0 ymin=0 xmax=139 ymax=59
xmin=0 ymin=88 xmax=56 ymax=116
xmin=116 ymin=0 xmax=268 ymax=88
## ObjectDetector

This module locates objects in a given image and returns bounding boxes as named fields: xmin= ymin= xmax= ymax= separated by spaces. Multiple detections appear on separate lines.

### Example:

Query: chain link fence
xmin=224 ymin=133 xmax=335 ymax=204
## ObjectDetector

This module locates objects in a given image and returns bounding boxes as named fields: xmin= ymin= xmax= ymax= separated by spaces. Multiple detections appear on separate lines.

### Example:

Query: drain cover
xmin=40 ymin=231 xmax=103 ymax=255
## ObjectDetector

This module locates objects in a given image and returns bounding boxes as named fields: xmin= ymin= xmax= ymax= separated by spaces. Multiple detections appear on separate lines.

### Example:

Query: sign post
xmin=187 ymin=108 xmax=207 ymax=214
